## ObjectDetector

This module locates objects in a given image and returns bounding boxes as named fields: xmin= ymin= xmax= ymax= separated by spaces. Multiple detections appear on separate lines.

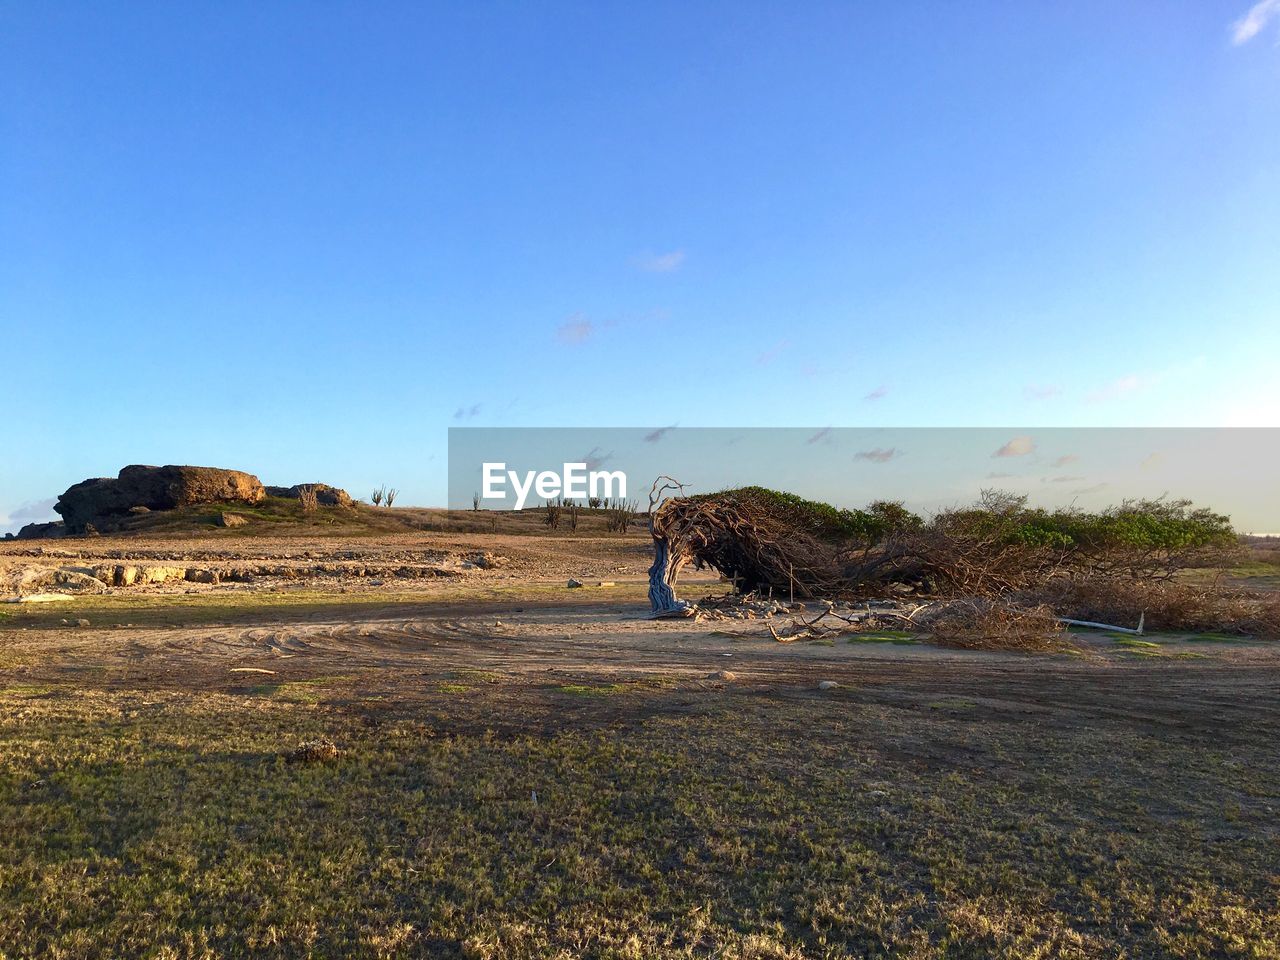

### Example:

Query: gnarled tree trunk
xmin=648 ymin=531 xmax=691 ymax=615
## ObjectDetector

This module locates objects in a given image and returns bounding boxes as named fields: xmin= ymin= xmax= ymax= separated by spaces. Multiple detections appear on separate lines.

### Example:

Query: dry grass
xmin=2 ymin=680 xmax=1278 ymax=958
xmin=1032 ymin=577 xmax=1280 ymax=638
xmin=921 ymin=599 xmax=1074 ymax=652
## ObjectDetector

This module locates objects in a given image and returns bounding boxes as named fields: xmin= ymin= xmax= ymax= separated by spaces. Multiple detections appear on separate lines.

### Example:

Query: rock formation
xmin=55 ymin=464 xmax=266 ymax=533
xmin=265 ymin=483 xmax=354 ymax=507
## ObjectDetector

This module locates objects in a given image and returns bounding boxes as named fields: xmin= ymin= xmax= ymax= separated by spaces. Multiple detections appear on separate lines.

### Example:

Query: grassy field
xmin=2 ymin=676 xmax=1277 ymax=959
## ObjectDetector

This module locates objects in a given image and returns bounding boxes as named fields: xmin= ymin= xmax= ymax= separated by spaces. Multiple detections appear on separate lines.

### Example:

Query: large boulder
xmin=265 ymin=483 xmax=354 ymax=508
xmin=16 ymin=520 xmax=65 ymax=540
xmin=55 ymin=465 xmax=265 ymax=533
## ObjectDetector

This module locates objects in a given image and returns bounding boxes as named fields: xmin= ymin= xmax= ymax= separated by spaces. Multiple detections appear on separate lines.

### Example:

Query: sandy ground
xmin=3 ymin=529 xmax=1278 ymax=750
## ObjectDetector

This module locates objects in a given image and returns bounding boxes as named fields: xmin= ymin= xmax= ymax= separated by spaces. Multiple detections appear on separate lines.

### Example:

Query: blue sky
xmin=2 ymin=2 xmax=1278 ymax=529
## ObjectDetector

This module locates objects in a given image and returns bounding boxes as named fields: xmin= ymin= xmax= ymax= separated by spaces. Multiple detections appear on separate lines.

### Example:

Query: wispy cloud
xmin=993 ymin=436 xmax=1036 ymax=458
xmin=453 ymin=403 xmax=482 ymax=420
xmin=755 ymin=340 xmax=789 ymax=366
xmin=556 ymin=313 xmax=595 ymax=345
xmin=1044 ymin=475 xmax=1085 ymax=484
xmin=1140 ymin=452 xmax=1165 ymax=471
xmin=1024 ymin=384 xmax=1063 ymax=401
xmin=1087 ymin=373 xmax=1146 ymax=403
xmin=1051 ymin=454 xmax=1079 ymax=468
xmin=633 ymin=250 xmax=685 ymax=273
xmin=806 ymin=427 xmax=832 ymax=446
xmin=644 ymin=425 xmax=677 ymax=443
xmin=9 ymin=498 xmax=57 ymax=521
xmin=1071 ymin=482 xmax=1109 ymax=496
xmin=1 ymin=498 xmax=58 ymax=534
xmin=985 ymin=471 xmax=1018 ymax=480
xmin=1231 ymin=0 xmax=1280 ymax=44
xmin=855 ymin=447 xmax=901 ymax=463
xmin=579 ymin=447 xmax=614 ymax=471
xmin=864 ymin=385 xmax=889 ymax=401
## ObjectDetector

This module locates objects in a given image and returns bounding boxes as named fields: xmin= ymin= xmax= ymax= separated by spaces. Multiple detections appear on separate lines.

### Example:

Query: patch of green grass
xmin=437 ymin=682 xmax=472 ymax=694
xmin=0 ymin=582 xmax=650 ymax=631
xmin=0 ymin=684 xmax=54 ymax=696
xmin=1115 ymin=638 xmax=1162 ymax=649
xmin=553 ymin=682 xmax=629 ymax=697
xmin=1188 ymin=632 xmax=1247 ymax=643
xmin=846 ymin=632 xmax=919 ymax=645
xmin=928 ymin=698 xmax=977 ymax=711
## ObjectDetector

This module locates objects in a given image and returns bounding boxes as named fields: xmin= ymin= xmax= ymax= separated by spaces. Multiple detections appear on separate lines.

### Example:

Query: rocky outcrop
xmin=265 ymin=484 xmax=354 ymax=507
xmin=17 ymin=520 xmax=65 ymax=540
xmin=55 ymin=465 xmax=266 ymax=533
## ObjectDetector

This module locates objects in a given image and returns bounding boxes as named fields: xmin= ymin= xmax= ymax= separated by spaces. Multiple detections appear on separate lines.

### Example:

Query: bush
xmin=1027 ymin=577 xmax=1280 ymax=637
xmin=920 ymin=598 xmax=1071 ymax=652
xmin=899 ymin=492 xmax=1238 ymax=596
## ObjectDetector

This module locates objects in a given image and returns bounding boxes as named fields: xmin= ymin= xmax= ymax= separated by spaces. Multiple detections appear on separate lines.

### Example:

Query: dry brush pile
xmin=648 ymin=486 xmax=1278 ymax=644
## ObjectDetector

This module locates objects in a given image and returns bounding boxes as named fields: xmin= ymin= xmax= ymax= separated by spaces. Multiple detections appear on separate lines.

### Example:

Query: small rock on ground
xmin=817 ymin=680 xmax=840 ymax=691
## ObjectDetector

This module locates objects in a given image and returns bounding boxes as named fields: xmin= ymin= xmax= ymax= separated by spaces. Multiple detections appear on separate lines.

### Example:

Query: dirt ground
xmin=3 ymin=529 xmax=1277 ymax=736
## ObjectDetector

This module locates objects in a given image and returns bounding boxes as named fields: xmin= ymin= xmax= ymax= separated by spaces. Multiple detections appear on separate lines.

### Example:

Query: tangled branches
xmin=646 ymin=486 xmax=1243 ymax=623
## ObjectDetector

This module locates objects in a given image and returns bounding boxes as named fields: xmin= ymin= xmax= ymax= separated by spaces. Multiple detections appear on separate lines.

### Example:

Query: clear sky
xmin=2 ymin=2 xmax=1278 ymax=531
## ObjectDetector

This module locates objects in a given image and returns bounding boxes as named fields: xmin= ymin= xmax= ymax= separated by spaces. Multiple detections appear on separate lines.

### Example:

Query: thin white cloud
xmin=1051 ymin=454 xmax=1079 ymax=468
xmin=1024 ymin=384 xmax=1063 ymax=401
xmin=864 ymin=385 xmax=889 ymax=401
xmin=1232 ymin=0 xmax=1280 ymax=44
xmin=1087 ymin=373 xmax=1146 ymax=403
xmin=993 ymin=436 xmax=1036 ymax=458
xmin=985 ymin=471 xmax=1018 ymax=480
xmin=1 ymin=497 xmax=58 ymax=534
xmin=755 ymin=340 xmax=789 ymax=366
xmin=9 ymin=498 xmax=57 ymax=521
xmin=1071 ymin=482 xmax=1110 ymax=496
xmin=1044 ymin=475 xmax=1086 ymax=484
xmin=634 ymin=250 xmax=685 ymax=273
xmin=556 ymin=314 xmax=595 ymax=344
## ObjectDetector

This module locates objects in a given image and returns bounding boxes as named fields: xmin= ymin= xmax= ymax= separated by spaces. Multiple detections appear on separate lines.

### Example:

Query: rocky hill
xmin=15 ymin=465 xmax=357 ymax=539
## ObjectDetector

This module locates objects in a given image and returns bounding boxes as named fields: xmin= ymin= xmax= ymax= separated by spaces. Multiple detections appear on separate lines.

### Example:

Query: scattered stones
xmin=567 ymin=578 xmax=584 ymax=588
xmin=707 ymin=670 xmax=738 ymax=681
xmin=469 ymin=552 xmax=508 ymax=569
